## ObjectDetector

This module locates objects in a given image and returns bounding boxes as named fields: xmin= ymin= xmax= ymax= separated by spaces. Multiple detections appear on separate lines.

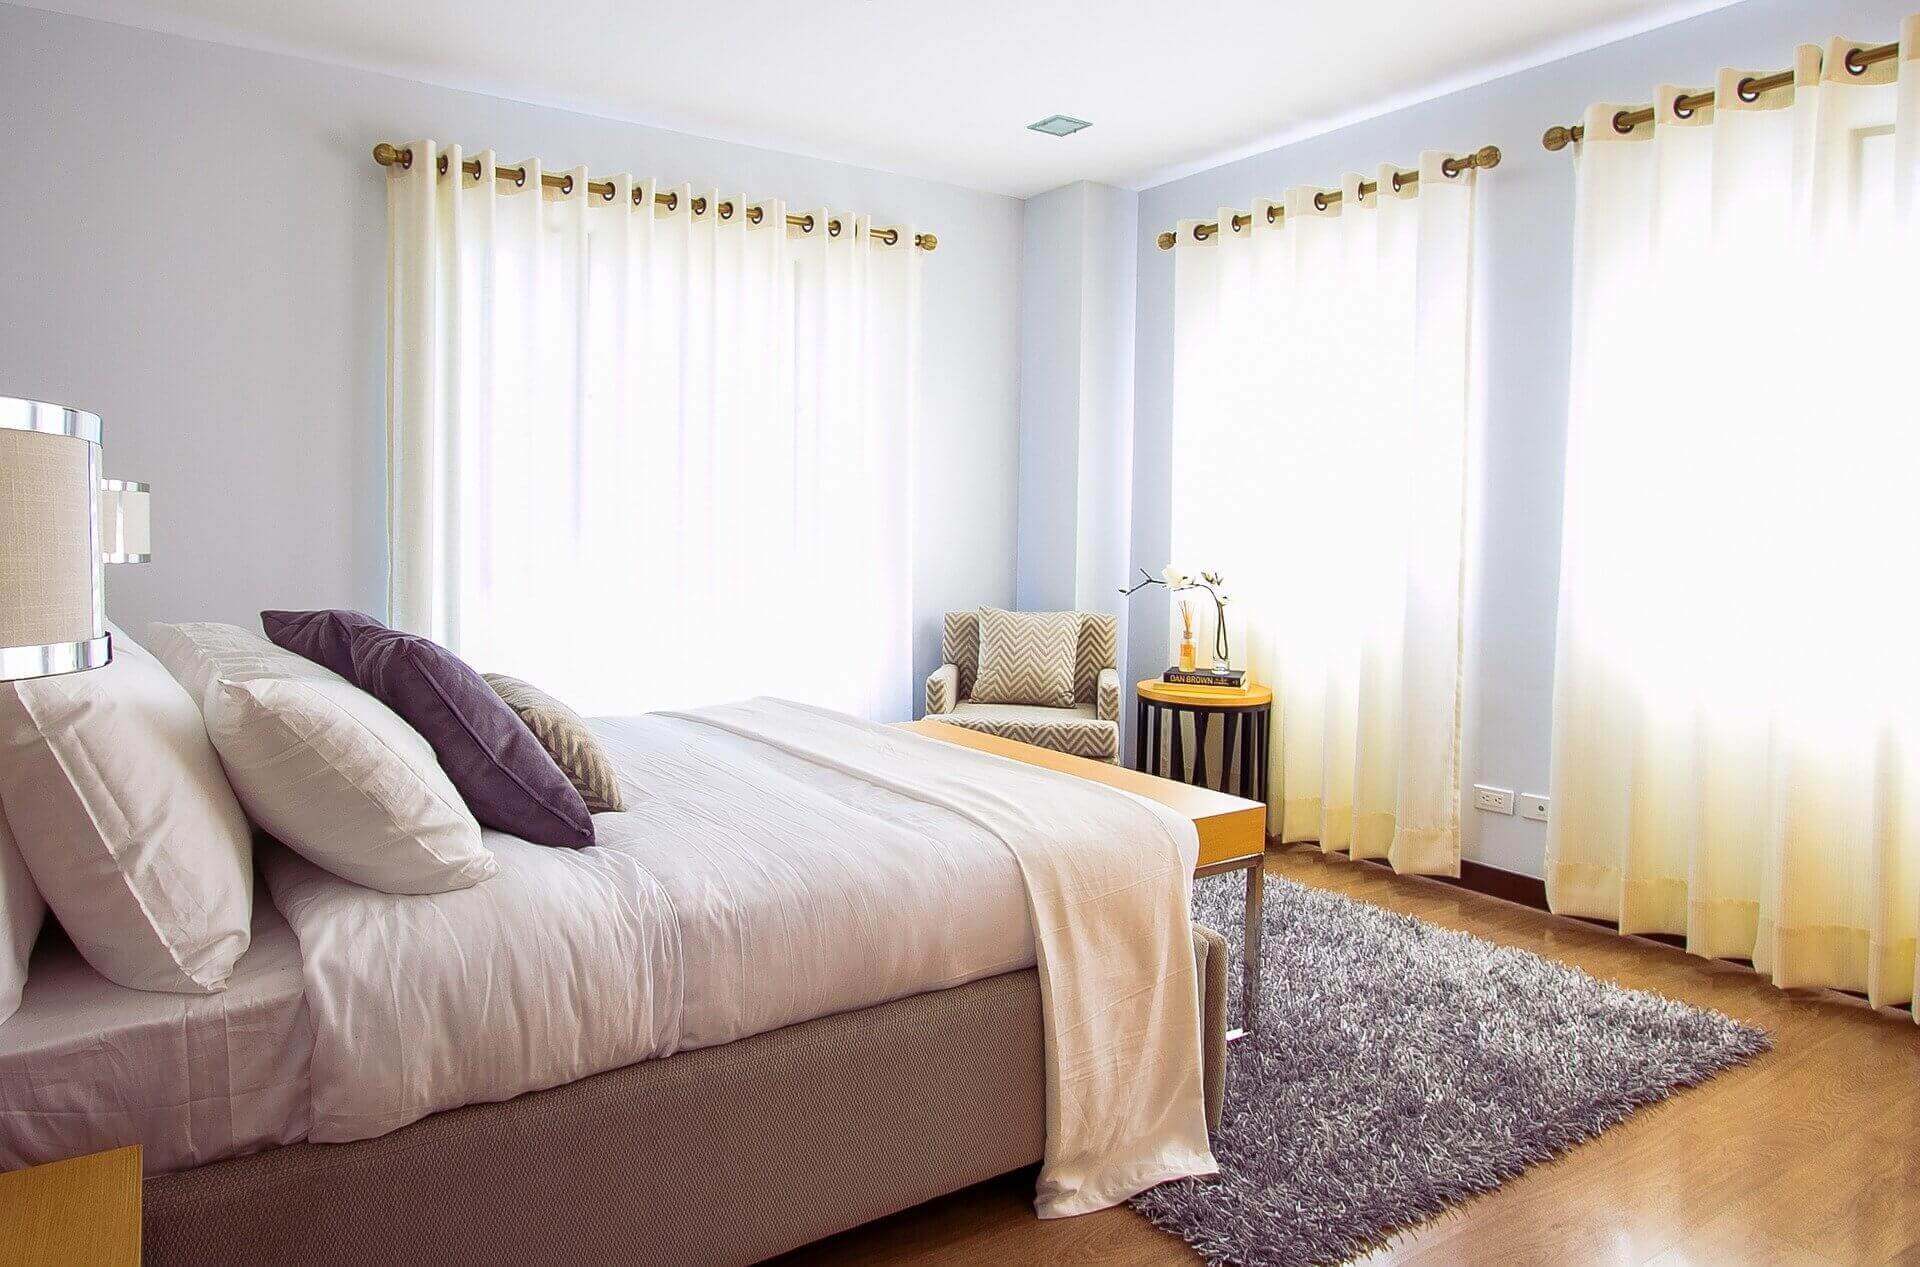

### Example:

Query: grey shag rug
xmin=1131 ymin=873 xmax=1770 ymax=1267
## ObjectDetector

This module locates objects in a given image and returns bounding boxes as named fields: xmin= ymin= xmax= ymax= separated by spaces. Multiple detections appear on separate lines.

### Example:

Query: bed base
xmin=144 ymin=926 xmax=1226 ymax=1266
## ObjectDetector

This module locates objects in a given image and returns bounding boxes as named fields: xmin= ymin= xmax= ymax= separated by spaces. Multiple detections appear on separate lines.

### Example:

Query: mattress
xmin=0 ymin=895 xmax=311 ymax=1174
xmin=266 ymin=708 xmax=1039 ymax=1142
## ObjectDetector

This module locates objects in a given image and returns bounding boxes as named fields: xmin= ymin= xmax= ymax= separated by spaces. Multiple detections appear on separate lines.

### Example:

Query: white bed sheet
xmin=267 ymin=708 xmax=1038 ymax=1143
xmin=0 ymin=896 xmax=311 ymax=1174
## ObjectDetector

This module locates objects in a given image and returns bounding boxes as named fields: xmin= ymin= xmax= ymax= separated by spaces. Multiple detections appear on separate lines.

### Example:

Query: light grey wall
xmin=1130 ymin=0 xmax=1912 ymax=876
xmin=1015 ymin=180 xmax=1136 ymax=652
xmin=1015 ymin=185 xmax=1084 ymax=612
xmin=0 ymin=4 xmax=1023 ymax=711
xmin=1072 ymin=183 xmax=1137 ymax=638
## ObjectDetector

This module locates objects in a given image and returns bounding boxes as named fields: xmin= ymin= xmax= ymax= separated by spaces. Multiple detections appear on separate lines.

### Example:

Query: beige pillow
xmin=483 ymin=674 xmax=625 ymax=813
xmin=0 ymin=801 xmax=44 ymax=1023
xmin=971 ymin=608 xmax=1080 ymax=708
xmin=0 ymin=625 xmax=253 ymax=994
xmin=148 ymin=622 xmax=494 ymax=896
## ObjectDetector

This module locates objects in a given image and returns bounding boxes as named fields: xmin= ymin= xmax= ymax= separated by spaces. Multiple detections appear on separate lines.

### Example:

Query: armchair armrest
xmin=926 ymin=663 xmax=960 ymax=716
xmin=1096 ymin=667 xmax=1121 ymax=723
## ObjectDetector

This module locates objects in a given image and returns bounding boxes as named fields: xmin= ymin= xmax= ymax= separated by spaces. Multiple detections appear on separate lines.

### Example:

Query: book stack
xmin=1163 ymin=667 xmax=1247 ymax=690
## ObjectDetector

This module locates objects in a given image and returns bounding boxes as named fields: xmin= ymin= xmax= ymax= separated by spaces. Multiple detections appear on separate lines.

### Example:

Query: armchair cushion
xmin=943 ymin=703 xmax=1119 ymax=762
xmin=1096 ymin=668 xmax=1121 ymax=723
xmin=925 ymin=663 xmax=959 ymax=716
xmin=972 ymin=608 xmax=1079 ymax=708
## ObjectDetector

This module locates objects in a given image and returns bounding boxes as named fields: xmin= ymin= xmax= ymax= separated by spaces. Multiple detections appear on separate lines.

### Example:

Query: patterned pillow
xmin=971 ymin=608 xmax=1080 ymax=708
xmin=355 ymin=631 xmax=593 ymax=849
xmin=483 ymin=674 xmax=626 ymax=813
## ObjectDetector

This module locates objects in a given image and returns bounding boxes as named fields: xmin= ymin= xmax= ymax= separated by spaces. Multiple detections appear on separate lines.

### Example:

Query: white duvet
xmin=266 ymin=699 xmax=1214 ymax=1215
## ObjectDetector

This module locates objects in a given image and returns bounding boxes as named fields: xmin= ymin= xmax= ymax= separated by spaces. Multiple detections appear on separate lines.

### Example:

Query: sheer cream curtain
xmin=1170 ymin=152 xmax=1477 ymax=875
xmin=384 ymin=141 xmax=919 ymax=719
xmin=1548 ymin=22 xmax=1920 ymax=1010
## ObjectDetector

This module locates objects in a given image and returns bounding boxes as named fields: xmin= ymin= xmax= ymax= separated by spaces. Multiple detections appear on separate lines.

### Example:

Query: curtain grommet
xmin=1673 ymin=95 xmax=1695 ymax=120
xmin=560 ymin=174 xmax=574 ymax=195
xmin=514 ymin=168 xmax=526 ymax=188
xmin=437 ymin=153 xmax=448 ymax=176
xmin=664 ymin=190 xmax=678 ymax=211
xmin=601 ymin=184 xmax=615 ymax=202
xmin=829 ymin=218 xmax=842 ymax=237
xmin=1313 ymin=191 xmax=1329 ymax=211
xmin=1845 ymin=47 xmax=1870 ymax=75
xmin=719 ymin=200 xmax=734 ymax=220
xmin=1612 ymin=110 xmax=1636 ymax=135
xmin=1736 ymin=77 xmax=1761 ymax=103
xmin=692 ymin=195 xmax=707 ymax=216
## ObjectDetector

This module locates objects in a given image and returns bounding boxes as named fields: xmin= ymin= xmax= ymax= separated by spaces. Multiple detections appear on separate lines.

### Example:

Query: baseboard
xmin=1453 ymin=858 xmax=1549 ymax=911
xmin=1277 ymin=840 xmax=1550 ymax=911
xmin=1273 ymin=842 xmax=1694 ymax=951
xmin=1273 ymin=839 xmax=1912 ymax=1012
xmin=1435 ymin=860 xmax=1700 ymax=950
xmin=1307 ymin=845 xmax=1695 ymax=953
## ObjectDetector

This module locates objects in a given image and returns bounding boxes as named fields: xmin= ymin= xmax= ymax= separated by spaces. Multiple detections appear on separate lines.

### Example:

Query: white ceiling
xmin=19 ymin=0 xmax=1740 ymax=197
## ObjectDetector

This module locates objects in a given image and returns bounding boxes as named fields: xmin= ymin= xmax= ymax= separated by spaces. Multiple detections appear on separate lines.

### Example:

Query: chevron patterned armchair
xmin=924 ymin=609 xmax=1121 ymax=762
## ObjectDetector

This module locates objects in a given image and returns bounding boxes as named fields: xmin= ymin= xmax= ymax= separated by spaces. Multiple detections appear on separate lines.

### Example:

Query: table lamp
xmin=0 ymin=396 xmax=151 ymax=681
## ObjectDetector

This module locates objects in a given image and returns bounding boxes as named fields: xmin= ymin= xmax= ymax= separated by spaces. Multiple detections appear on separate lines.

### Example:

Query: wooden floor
xmin=779 ymin=846 xmax=1920 ymax=1267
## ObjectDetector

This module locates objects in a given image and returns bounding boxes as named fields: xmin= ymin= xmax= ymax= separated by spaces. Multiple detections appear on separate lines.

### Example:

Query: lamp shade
xmin=0 ymin=397 xmax=109 ymax=680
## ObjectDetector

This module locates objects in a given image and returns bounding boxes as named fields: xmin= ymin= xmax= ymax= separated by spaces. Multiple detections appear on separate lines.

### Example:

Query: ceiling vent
xmin=1026 ymin=114 xmax=1092 ymax=138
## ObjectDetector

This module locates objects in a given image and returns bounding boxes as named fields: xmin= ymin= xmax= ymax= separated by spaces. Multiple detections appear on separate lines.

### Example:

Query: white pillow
xmin=0 ymin=801 xmax=44 ymax=1024
xmin=147 ymin=622 xmax=495 ymax=896
xmin=0 ymin=625 xmax=253 ymax=994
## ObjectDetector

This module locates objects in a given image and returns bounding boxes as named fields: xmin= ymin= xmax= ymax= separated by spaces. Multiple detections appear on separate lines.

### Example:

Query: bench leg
xmin=1242 ymin=859 xmax=1263 ymax=1037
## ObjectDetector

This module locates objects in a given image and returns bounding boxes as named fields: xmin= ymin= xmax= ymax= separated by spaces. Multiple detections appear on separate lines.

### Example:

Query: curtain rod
xmin=1153 ymin=146 xmax=1499 ymax=251
xmin=1543 ymin=39 xmax=1900 ymax=151
xmin=371 ymin=143 xmax=938 ymax=251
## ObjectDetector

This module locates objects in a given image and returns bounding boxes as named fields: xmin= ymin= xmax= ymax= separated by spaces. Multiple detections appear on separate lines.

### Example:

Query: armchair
xmin=924 ymin=610 xmax=1121 ymax=762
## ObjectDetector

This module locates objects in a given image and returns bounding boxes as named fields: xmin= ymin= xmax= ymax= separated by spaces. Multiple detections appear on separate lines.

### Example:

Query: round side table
xmin=1135 ymin=679 xmax=1273 ymax=802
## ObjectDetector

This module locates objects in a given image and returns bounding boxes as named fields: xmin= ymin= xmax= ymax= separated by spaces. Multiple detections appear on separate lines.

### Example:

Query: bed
xmin=0 ymin=903 xmax=310 ymax=1176
xmin=1 ymin=703 xmax=1230 ymax=1265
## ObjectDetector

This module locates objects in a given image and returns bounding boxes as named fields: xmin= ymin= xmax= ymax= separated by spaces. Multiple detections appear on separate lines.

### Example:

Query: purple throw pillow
xmin=348 ymin=627 xmax=594 ymax=849
xmin=261 ymin=609 xmax=386 ymax=682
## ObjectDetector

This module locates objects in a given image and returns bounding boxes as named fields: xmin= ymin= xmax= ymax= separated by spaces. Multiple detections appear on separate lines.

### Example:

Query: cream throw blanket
xmin=673 ymin=699 xmax=1218 ymax=1216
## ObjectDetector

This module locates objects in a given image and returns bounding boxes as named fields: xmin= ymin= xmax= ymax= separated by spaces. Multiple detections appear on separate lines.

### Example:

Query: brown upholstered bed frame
xmin=144 ymin=926 xmax=1228 ymax=1266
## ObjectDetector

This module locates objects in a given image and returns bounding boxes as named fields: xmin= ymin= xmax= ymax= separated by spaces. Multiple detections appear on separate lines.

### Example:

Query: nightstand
xmin=0 ymin=1145 xmax=142 ymax=1266
xmin=1136 ymin=679 xmax=1273 ymax=802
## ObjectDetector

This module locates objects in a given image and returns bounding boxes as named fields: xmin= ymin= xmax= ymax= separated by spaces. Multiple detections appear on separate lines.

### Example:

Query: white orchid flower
xmin=1161 ymin=565 xmax=1190 ymax=590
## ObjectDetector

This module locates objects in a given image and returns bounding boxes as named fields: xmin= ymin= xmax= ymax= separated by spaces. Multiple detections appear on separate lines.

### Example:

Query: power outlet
xmin=1472 ymin=785 xmax=1515 ymax=815
xmin=1520 ymin=794 xmax=1550 ymax=823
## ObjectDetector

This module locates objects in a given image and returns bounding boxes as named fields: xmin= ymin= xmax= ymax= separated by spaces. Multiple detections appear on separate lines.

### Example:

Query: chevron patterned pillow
xmin=971 ymin=608 xmax=1080 ymax=708
xmin=482 ymin=674 xmax=626 ymax=814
